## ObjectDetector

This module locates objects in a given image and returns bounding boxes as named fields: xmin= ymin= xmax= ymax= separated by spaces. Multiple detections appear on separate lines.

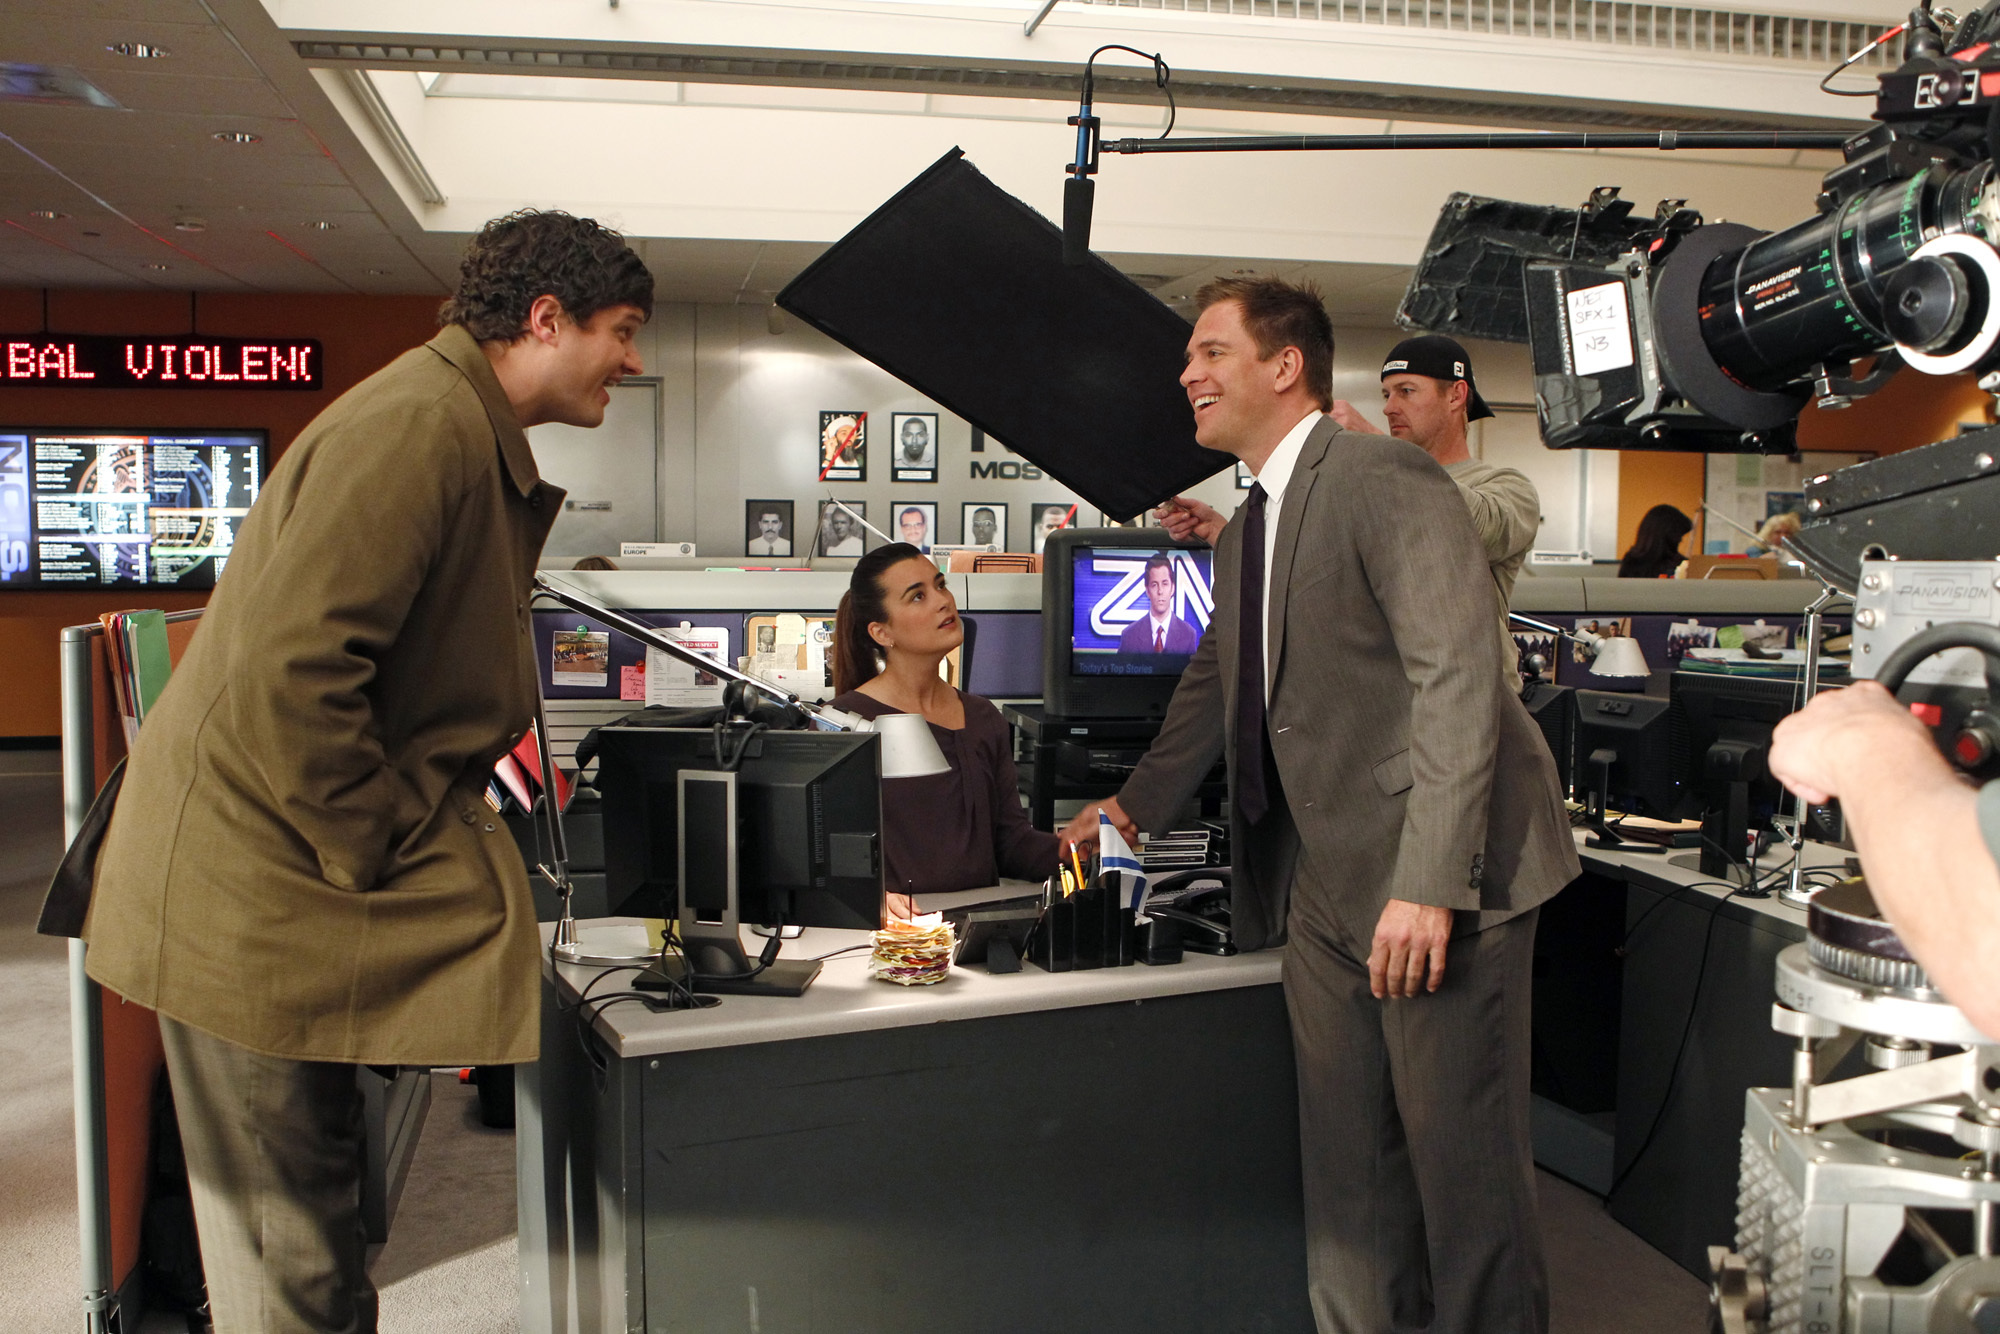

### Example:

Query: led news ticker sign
xmin=0 ymin=335 xmax=322 ymax=390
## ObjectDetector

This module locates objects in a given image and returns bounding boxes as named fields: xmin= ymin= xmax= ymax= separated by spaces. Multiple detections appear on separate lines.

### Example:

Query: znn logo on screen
xmin=1089 ymin=553 xmax=1214 ymax=637
xmin=0 ymin=436 xmax=27 ymax=582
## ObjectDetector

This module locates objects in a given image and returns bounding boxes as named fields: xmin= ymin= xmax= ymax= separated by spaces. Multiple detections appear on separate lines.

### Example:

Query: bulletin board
xmin=1701 ymin=451 xmax=1873 ymax=554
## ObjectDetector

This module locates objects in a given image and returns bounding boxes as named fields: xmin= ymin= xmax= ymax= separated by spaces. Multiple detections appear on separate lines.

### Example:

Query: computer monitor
xmin=1671 ymin=672 xmax=1824 ymax=877
xmin=1571 ymin=689 xmax=1686 ymax=847
xmin=1520 ymin=681 xmax=1575 ymax=794
xmin=1041 ymin=527 xmax=1216 ymax=719
xmin=594 ymin=726 xmax=883 ymax=996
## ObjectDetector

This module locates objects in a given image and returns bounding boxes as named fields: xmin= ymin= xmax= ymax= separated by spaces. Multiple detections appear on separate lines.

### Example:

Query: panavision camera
xmin=1402 ymin=7 xmax=2000 ymax=1331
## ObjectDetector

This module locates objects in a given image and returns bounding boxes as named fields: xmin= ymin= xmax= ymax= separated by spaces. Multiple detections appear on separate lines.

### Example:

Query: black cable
xmin=1819 ymin=20 xmax=1907 ymax=95
xmin=813 ymin=942 xmax=874 ymax=962
xmin=1084 ymin=44 xmax=1174 ymax=141
xmin=1607 ymin=881 xmax=1747 ymax=1197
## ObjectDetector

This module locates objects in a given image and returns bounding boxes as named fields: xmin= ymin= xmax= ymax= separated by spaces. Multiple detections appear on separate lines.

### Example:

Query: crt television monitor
xmin=1041 ymin=527 xmax=1216 ymax=719
xmin=0 ymin=427 xmax=268 ymax=591
xmin=595 ymin=725 xmax=883 ymax=994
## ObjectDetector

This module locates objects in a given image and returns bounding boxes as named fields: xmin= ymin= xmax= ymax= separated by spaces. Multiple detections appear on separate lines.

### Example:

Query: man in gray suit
xmin=1062 ymin=276 xmax=1578 ymax=1334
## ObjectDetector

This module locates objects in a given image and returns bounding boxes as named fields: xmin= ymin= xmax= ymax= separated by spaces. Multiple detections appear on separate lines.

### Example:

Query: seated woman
xmin=830 ymin=543 xmax=1061 ymax=920
xmin=1618 ymin=503 xmax=1693 ymax=579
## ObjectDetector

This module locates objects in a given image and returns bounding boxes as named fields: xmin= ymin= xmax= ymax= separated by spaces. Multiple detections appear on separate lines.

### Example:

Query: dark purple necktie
xmin=1236 ymin=483 xmax=1270 ymax=825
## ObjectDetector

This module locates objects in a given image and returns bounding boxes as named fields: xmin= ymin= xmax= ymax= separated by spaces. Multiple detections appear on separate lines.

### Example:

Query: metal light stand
xmin=1776 ymin=580 xmax=1849 ymax=907
xmin=529 ymin=574 xmax=867 ymax=966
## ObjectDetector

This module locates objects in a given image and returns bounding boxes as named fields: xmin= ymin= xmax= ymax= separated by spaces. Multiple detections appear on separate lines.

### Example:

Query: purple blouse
xmin=830 ymin=689 xmax=1060 ymax=896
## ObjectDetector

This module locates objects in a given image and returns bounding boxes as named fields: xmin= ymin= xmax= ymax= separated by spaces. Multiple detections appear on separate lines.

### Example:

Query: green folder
xmin=123 ymin=610 xmax=173 ymax=724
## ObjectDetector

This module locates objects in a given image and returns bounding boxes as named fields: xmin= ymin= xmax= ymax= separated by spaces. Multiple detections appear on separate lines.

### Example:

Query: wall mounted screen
xmin=0 ymin=428 xmax=267 ymax=590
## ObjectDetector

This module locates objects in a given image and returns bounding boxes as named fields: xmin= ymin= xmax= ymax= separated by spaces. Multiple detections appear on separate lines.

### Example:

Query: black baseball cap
xmin=1381 ymin=334 xmax=1494 ymax=421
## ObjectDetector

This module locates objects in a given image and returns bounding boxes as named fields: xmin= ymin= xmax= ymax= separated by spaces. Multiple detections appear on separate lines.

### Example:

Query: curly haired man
xmin=82 ymin=209 xmax=653 ymax=1333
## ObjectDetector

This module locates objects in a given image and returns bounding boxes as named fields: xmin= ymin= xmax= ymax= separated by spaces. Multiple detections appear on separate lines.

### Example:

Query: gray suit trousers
xmin=160 ymin=1016 xmax=378 ymax=1334
xmin=1282 ymin=856 xmax=1547 ymax=1334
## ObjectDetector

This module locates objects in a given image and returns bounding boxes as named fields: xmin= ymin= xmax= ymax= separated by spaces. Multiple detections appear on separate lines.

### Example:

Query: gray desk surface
xmin=1571 ymin=828 xmax=1850 ymax=933
xmin=543 ymin=919 xmax=1282 ymax=1061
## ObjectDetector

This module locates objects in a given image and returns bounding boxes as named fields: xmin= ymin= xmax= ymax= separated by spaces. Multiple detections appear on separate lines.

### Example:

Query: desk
xmin=518 ymin=923 xmax=1310 ymax=1334
xmin=1562 ymin=834 xmax=1851 ymax=1277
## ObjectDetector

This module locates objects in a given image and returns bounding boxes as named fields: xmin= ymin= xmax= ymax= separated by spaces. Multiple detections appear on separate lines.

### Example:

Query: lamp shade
xmin=1587 ymin=636 xmax=1651 ymax=689
xmin=866 ymin=711 xmax=952 ymax=779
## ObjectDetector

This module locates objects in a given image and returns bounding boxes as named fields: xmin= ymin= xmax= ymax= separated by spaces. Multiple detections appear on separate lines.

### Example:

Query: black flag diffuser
xmin=776 ymin=149 xmax=1231 ymax=520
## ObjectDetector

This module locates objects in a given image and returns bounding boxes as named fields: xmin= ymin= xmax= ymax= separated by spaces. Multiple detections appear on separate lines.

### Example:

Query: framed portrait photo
xmin=744 ymin=499 xmax=796 ymax=558
xmin=818 ymin=411 xmax=867 ymax=482
xmin=815 ymin=499 xmax=867 ymax=558
xmin=961 ymin=501 xmax=1006 ymax=552
xmin=890 ymin=412 xmax=939 ymax=483
xmin=1030 ymin=501 xmax=1078 ymax=554
xmin=892 ymin=500 xmax=938 ymax=553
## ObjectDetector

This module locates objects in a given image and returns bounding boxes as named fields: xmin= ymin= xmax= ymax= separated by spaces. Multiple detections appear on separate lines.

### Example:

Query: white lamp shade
xmin=1588 ymin=636 xmax=1651 ymax=684
xmin=865 ymin=711 xmax=952 ymax=779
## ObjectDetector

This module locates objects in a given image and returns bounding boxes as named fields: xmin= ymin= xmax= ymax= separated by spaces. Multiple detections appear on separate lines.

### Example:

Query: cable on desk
xmin=813 ymin=943 xmax=874 ymax=962
xmin=1607 ymin=881 xmax=1748 ymax=1198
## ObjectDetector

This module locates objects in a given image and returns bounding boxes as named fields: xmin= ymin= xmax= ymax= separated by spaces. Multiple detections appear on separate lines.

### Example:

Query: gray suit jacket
xmin=1118 ymin=418 xmax=1579 ymax=951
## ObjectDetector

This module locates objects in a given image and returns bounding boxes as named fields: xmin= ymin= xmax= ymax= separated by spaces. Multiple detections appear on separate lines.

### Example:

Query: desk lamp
xmin=1509 ymin=612 xmax=1650 ymax=690
xmin=528 ymin=574 xmax=942 ymax=965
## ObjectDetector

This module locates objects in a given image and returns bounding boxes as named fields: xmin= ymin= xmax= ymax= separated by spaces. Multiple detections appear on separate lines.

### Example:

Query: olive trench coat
xmin=83 ymin=325 xmax=564 ymax=1065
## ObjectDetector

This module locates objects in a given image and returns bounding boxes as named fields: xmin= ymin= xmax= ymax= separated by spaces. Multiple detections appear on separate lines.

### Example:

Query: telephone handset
xmin=1143 ymin=868 xmax=1235 ymax=956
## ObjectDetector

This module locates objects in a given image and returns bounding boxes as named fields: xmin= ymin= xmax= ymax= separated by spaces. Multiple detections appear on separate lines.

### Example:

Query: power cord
xmin=1607 ymin=880 xmax=1750 ymax=1198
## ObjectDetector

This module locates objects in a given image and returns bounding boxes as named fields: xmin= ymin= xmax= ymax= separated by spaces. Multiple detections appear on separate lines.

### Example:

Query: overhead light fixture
xmin=306 ymin=220 xmax=338 ymax=231
xmin=144 ymin=262 xmax=170 ymax=271
xmin=365 ymin=268 xmax=389 ymax=275
xmin=212 ymin=130 xmax=260 ymax=144
xmin=27 ymin=209 xmax=66 ymax=221
xmin=106 ymin=43 xmax=171 ymax=59
xmin=173 ymin=218 xmax=206 ymax=232
xmin=80 ymin=230 xmax=101 ymax=238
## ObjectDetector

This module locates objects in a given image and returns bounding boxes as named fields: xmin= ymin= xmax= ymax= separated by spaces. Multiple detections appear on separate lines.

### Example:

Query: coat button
xmin=461 ymin=810 xmax=476 ymax=824
xmin=484 ymin=822 xmax=496 ymax=833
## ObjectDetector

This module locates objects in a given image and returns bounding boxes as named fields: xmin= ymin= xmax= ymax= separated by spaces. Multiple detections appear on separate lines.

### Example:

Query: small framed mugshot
xmin=890 ymin=412 xmax=938 ymax=483
xmin=892 ymin=501 xmax=937 ymax=553
xmin=1030 ymin=501 xmax=1076 ymax=554
xmin=961 ymin=501 xmax=1006 ymax=552
xmin=816 ymin=499 xmax=867 ymax=558
xmin=819 ymin=411 xmax=867 ymax=482
xmin=744 ymin=499 xmax=795 ymax=558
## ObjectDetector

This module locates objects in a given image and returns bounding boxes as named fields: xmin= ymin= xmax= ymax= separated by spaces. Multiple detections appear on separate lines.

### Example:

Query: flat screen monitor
xmin=595 ymin=726 xmax=883 ymax=995
xmin=1571 ymin=690 xmax=1687 ymax=840
xmin=1041 ymin=528 xmax=1216 ymax=719
xmin=0 ymin=427 xmax=267 ymax=590
xmin=1671 ymin=671 xmax=1826 ymax=876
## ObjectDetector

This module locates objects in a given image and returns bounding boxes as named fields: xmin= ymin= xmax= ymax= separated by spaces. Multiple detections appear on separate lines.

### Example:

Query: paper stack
xmin=869 ymin=921 xmax=957 ymax=986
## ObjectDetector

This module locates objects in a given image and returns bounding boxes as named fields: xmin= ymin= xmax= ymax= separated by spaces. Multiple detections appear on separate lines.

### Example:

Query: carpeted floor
xmin=2 ymin=756 xmax=1710 ymax=1332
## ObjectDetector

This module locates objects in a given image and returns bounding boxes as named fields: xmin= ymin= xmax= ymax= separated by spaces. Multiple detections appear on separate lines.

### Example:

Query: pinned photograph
xmin=744 ymin=499 xmax=795 ymax=557
xmin=890 ymin=412 xmax=938 ymax=483
xmin=1572 ymin=617 xmax=1632 ymax=664
xmin=819 ymin=411 xmax=866 ymax=482
xmin=817 ymin=499 xmax=867 ymax=558
xmin=550 ymin=627 xmax=610 ymax=687
xmin=1666 ymin=620 xmax=1718 ymax=661
xmin=961 ymin=501 xmax=1006 ymax=552
xmin=1031 ymin=501 xmax=1077 ymax=554
xmin=894 ymin=501 xmax=937 ymax=553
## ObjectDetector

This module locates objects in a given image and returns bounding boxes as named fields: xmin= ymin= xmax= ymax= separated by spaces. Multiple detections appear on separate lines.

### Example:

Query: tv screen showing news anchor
xmin=1070 ymin=546 xmax=1214 ymax=676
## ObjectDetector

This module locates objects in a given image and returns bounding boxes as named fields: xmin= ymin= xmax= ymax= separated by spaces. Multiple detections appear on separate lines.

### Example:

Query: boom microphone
xmin=1062 ymin=73 xmax=1099 ymax=266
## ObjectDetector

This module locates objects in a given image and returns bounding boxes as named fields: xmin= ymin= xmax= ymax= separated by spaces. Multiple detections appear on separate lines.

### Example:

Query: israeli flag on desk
xmin=1098 ymin=813 xmax=1150 ymax=920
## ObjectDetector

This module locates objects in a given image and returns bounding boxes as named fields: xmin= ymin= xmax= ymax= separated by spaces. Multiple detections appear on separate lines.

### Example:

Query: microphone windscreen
xmin=1062 ymin=176 xmax=1095 ymax=267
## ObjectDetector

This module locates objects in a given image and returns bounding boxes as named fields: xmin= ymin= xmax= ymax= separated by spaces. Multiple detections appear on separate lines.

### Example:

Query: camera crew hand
xmin=1328 ymin=400 xmax=1384 ymax=435
xmin=1769 ymin=680 xmax=1933 ymax=806
xmin=1368 ymin=898 xmax=1452 ymax=999
xmin=1057 ymin=797 xmax=1137 ymax=854
xmin=1156 ymin=495 xmax=1226 ymax=546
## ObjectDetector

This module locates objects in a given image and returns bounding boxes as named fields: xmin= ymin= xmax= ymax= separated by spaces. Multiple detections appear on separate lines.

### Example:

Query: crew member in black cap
xmin=1373 ymin=334 xmax=1540 ymax=691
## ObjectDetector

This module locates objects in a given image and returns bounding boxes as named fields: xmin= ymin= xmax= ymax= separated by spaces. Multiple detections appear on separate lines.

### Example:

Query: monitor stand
xmin=638 ymin=922 xmax=823 ymax=997
xmin=1580 ymin=748 xmax=1665 ymax=852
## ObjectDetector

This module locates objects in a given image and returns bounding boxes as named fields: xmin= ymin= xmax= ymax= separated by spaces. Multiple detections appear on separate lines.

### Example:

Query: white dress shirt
xmin=1250 ymin=410 xmax=1325 ymax=703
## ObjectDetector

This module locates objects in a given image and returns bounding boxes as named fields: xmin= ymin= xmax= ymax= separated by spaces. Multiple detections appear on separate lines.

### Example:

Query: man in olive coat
xmin=83 ymin=210 xmax=652 ymax=1333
